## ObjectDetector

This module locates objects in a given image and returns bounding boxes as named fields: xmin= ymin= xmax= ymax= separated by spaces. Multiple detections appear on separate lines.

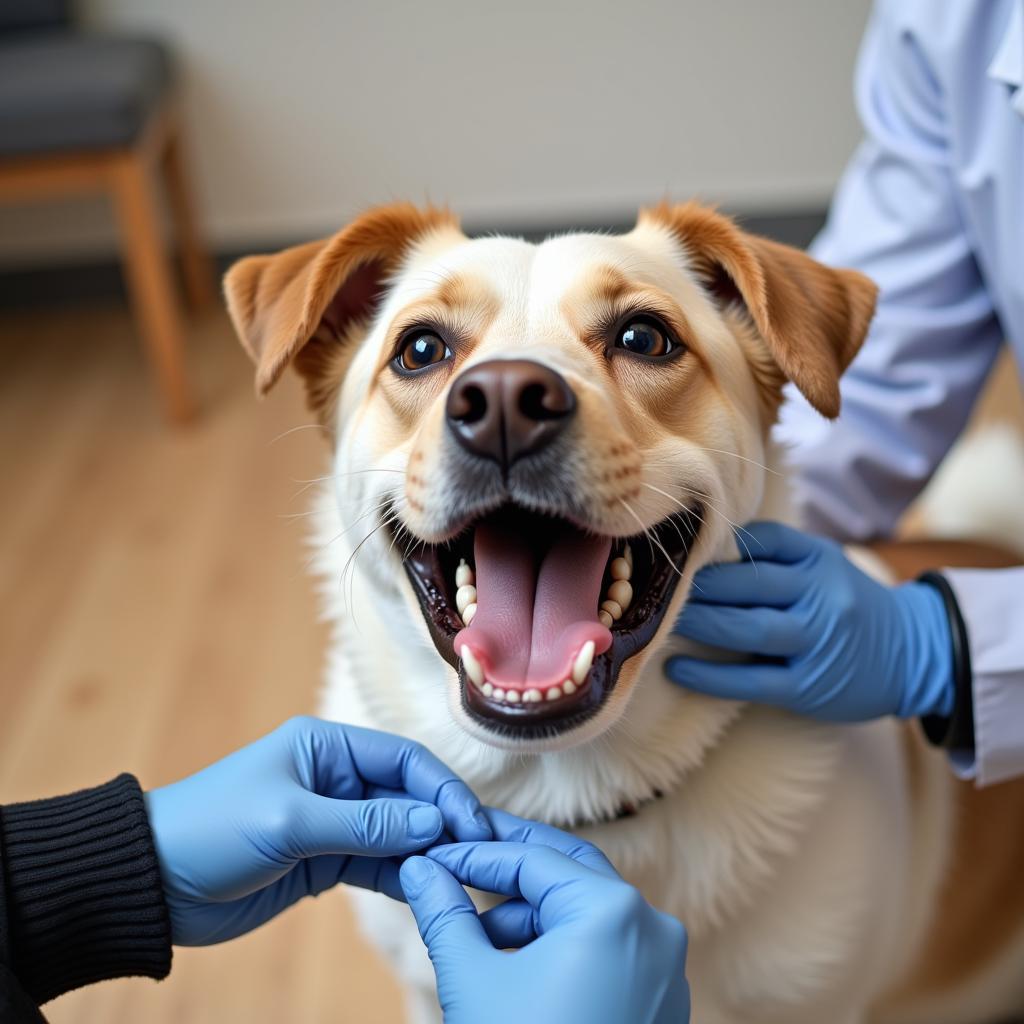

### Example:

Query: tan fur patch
xmin=870 ymin=539 xmax=1024 ymax=1001
xmin=432 ymin=271 xmax=502 ymax=317
xmin=224 ymin=203 xmax=460 ymax=398
xmin=292 ymin=322 xmax=364 ymax=432
xmin=886 ymin=771 xmax=1024 ymax=998
xmin=638 ymin=201 xmax=877 ymax=418
xmin=722 ymin=305 xmax=786 ymax=428
xmin=557 ymin=263 xmax=702 ymax=369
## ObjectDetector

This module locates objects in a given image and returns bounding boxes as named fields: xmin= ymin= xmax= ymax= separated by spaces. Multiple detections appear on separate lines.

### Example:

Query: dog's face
xmin=226 ymin=202 xmax=875 ymax=752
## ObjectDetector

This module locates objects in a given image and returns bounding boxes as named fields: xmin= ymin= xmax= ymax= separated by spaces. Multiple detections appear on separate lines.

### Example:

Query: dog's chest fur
xmin=313 ymin=460 xmax=938 ymax=1023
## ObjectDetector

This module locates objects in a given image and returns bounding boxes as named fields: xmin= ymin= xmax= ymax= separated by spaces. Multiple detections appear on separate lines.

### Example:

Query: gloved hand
xmin=145 ymin=716 xmax=491 ymax=945
xmin=665 ymin=521 xmax=954 ymax=722
xmin=400 ymin=821 xmax=690 ymax=1024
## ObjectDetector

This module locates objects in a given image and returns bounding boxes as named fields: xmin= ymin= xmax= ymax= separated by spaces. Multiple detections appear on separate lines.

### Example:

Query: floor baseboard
xmin=0 ymin=208 xmax=827 ymax=310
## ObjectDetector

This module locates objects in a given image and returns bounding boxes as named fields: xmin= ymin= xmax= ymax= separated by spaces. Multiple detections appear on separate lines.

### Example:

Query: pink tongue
xmin=455 ymin=519 xmax=612 ymax=690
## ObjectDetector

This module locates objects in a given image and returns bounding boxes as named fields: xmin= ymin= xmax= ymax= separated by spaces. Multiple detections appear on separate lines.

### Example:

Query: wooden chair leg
xmin=162 ymin=122 xmax=215 ymax=311
xmin=109 ymin=153 xmax=195 ymax=424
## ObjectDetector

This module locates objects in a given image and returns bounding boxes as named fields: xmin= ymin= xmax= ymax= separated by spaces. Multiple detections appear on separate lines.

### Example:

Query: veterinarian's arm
xmin=401 ymin=835 xmax=690 ymax=1024
xmin=774 ymin=0 xmax=1003 ymax=542
xmin=145 ymin=716 xmax=492 ymax=945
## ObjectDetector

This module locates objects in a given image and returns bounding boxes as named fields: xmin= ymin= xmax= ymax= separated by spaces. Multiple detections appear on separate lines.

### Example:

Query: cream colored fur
xmin=316 ymin=468 xmax=962 ymax=1024
xmin=298 ymin=224 xmax=1013 ymax=1023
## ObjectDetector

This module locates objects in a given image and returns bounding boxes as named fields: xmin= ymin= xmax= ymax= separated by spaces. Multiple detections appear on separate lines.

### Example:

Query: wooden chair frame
xmin=0 ymin=100 xmax=214 ymax=424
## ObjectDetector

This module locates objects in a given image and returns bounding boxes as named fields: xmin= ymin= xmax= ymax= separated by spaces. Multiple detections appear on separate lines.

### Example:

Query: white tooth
xmin=546 ymin=686 xmax=562 ymax=701
xmin=462 ymin=602 xmax=478 ymax=625
xmin=505 ymin=689 xmax=520 ymax=704
xmin=455 ymin=559 xmax=475 ymax=588
xmin=572 ymin=641 xmax=595 ymax=685
xmin=610 ymin=557 xmax=631 ymax=581
xmin=599 ymin=610 xmax=614 ymax=628
xmin=461 ymin=646 xmax=484 ymax=687
xmin=524 ymin=688 xmax=542 ymax=703
xmin=482 ymin=682 xmax=494 ymax=697
xmin=623 ymin=544 xmax=633 ymax=569
xmin=562 ymin=679 xmax=577 ymax=695
xmin=607 ymin=579 xmax=633 ymax=610
xmin=492 ymin=687 xmax=506 ymax=701
xmin=601 ymin=599 xmax=623 ymax=621
xmin=456 ymin=584 xmax=477 ymax=615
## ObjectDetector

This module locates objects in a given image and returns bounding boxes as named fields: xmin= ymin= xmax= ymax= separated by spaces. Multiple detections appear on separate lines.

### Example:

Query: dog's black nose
xmin=446 ymin=359 xmax=576 ymax=469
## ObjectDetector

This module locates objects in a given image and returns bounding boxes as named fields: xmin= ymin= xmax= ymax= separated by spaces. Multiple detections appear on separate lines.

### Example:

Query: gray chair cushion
xmin=0 ymin=34 xmax=172 ymax=158
xmin=0 ymin=1 xmax=70 ymax=35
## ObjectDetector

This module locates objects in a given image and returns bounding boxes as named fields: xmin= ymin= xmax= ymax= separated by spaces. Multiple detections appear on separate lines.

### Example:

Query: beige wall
xmin=0 ymin=0 xmax=873 ymax=265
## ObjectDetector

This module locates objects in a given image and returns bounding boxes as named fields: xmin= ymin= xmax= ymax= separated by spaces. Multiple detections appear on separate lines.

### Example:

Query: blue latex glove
xmin=400 ymin=823 xmax=690 ymax=1024
xmin=145 ymin=716 xmax=491 ymax=945
xmin=665 ymin=521 xmax=954 ymax=722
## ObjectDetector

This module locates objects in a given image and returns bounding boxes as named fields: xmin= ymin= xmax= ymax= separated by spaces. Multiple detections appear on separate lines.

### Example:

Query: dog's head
xmin=226 ymin=202 xmax=875 ymax=752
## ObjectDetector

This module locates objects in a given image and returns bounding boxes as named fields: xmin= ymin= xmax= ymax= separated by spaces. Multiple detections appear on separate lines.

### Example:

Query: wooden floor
xmin=0 ymin=304 xmax=405 ymax=1023
xmin=0 ymin=301 xmax=1021 ymax=1023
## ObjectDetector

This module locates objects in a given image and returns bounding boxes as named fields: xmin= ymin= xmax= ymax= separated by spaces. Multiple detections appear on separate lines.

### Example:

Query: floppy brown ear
xmin=224 ymin=202 xmax=460 ymax=398
xmin=641 ymin=202 xmax=877 ymax=418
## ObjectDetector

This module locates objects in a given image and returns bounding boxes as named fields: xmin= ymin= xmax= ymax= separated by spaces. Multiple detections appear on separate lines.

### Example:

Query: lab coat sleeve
xmin=944 ymin=568 xmax=1024 ymax=786
xmin=775 ymin=0 xmax=1005 ymax=541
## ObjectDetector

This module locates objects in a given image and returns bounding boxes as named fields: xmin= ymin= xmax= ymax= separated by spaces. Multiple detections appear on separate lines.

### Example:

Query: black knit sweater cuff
xmin=0 ymin=774 xmax=172 ymax=1005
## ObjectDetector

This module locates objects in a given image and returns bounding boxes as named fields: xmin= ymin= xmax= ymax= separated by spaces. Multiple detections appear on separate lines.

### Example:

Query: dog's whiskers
xmin=674 ymin=484 xmax=759 ymax=564
xmin=293 ymin=467 xmax=407 ymax=485
xmin=617 ymin=497 xmax=686 ymax=580
xmin=617 ymin=488 xmax=706 ymax=594
xmin=266 ymin=422 xmax=331 ymax=446
xmin=278 ymin=509 xmax=327 ymax=523
xmin=385 ymin=509 xmax=416 ymax=562
xmin=290 ymin=467 xmax=406 ymax=503
xmin=639 ymin=481 xmax=701 ymax=551
xmin=641 ymin=481 xmax=758 ymax=572
xmin=338 ymin=498 xmax=407 ymax=617
xmin=302 ymin=495 xmax=395 ymax=572
xmin=687 ymin=445 xmax=781 ymax=476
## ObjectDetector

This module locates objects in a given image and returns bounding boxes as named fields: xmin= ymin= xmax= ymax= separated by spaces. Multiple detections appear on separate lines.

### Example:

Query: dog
xmin=226 ymin=201 xmax=1024 ymax=1024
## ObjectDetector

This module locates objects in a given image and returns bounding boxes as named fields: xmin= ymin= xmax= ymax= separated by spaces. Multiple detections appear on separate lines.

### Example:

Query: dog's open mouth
xmin=399 ymin=503 xmax=702 ymax=738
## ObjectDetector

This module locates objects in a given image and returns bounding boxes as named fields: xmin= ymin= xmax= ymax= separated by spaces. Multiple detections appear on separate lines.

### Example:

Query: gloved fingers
xmin=736 ymin=521 xmax=816 ymax=564
xmin=295 ymin=852 xmax=404 ymax=902
xmin=302 ymin=719 xmax=491 ymax=842
xmin=681 ymin=560 xmax=804 ymax=608
xmin=664 ymin=656 xmax=794 ymax=705
xmin=205 ymin=856 xmax=404 ymax=942
xmin=395 ymin=744 xmax=492 ymax=842
xmin=400 ymin=856 xmax=493 ymax=957
xmin=335 ymin=855 xmax=406 ymax=901
xmin=671 ymin=603 xmax=803 ymax=656
xmin=479 ymin=898 xmax=538 ymax=949
xmin=283 ymin=793 xmax=445 ymax=859
xmin=426 ymin=842 xmax=617 ymax=930
xmin=485 ymin=808 xmax=619 ymax=879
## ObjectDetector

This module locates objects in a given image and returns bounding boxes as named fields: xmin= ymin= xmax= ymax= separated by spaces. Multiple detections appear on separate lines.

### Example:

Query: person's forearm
xmin=944 ymin=567 xmax=1024 ymax=786
xmin=0 ymin=774 xmax=172 ymax=1007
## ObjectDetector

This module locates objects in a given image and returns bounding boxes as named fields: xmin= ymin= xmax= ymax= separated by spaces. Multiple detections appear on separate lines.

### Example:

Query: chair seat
xmin=0 ymin=33 xmax=171 ymax=158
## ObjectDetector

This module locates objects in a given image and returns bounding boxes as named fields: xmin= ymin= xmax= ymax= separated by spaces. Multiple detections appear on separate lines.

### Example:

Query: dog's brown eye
xmin=616 ymin=319 xmax=675 ymax=358
xmin=396 ymin=331 xmax=452 ymax=373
